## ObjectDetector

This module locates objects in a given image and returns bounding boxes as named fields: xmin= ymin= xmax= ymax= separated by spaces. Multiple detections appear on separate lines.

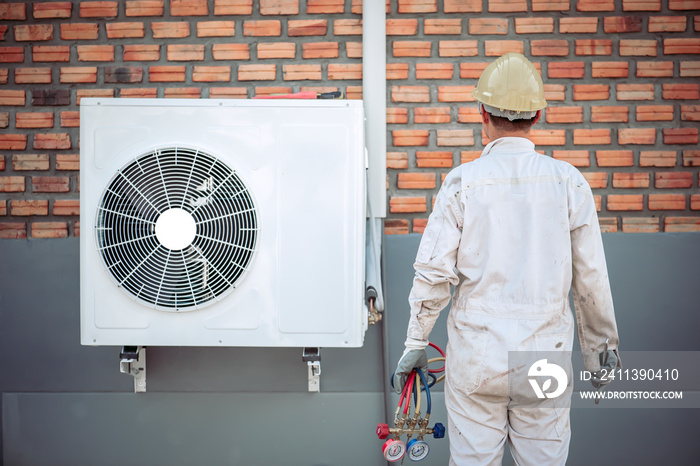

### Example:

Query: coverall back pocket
xmin=446 ymin=324 xmax=490 ymax=396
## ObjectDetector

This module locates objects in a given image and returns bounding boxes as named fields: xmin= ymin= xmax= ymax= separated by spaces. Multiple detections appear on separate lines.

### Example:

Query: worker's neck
xmin=486 ymin=129 xmax=531 ymax=143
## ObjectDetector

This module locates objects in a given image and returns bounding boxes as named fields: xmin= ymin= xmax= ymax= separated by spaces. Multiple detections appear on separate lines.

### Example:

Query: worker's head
xmin=472 ymin=53 xmax=547 ymax=137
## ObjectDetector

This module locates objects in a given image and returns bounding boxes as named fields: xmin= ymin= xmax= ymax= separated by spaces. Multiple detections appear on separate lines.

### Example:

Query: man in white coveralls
xmin=392 ymin=53 xmax=621 ymax=465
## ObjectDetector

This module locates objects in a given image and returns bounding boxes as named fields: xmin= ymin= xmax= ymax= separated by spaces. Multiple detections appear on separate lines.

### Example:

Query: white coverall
xmin=406 ymin=137 xmax=620 ymax=465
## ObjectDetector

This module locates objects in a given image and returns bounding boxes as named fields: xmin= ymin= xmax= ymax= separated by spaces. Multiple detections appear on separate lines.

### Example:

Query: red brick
xmin=104 ymin=66 xmax=143 ymax=84
xmin=574 ymin=129 xmax=611 ymax=145
xmin=532 ymin=0 xmax=570 ymax=10
xmin=14 ymin=24 xmax=53 ymax=42
xmin=0 ymin=4 xmax=27 ymax=20
xmin=33 ymin=46 xmax=70 ymax=62
xmin=398 ymin=172 xmax=436 ymax=189
xmin=693 ymin=195 xmax=700 ymax=210
xmin=328 ymin=64 xmax=361 ymax=80
xmin=444 ymin=0 xmax=482 ymax=12
xmin=515 ymin=18 xmax=555 ymax=34
xmin=640 ymin=151 xmax=677 ymax=167
xmin=307 ymin=0 xmax=344 ymax=13
xmin=386 ymin=19 xmax=418 ymax=36
xmin=171 ymin=0 xmax=208 ymax=15
xmin=163 ymin=88 xmax=201 ymax=99
xmin=197 ymin=21 xmax=236 ymax=37
xmin=622 ymin=217 xmax=659 ymax=233
xmin=0 ymin=47 xmax=24 ymax=63
xmin=346 ymin=86 xmax=363 ymax=100
xmin=440 ymin=41 xmax=479 ymax=58
xmin=126 ymin=1 xmax=165 ymax=16
xmin=386 ymin=63 xmax=409 ymax=80
xmin=531 ymin=40 xmax=569 ymax=56
xmin=648 ymin=16 xmax=687 ymax=32
xmin=393 ymin=41 xmax=431 ymax=58
xmin=31 ymin=176 xmax=70 ymax=193
xmin=238 ymin=64 xmax=276 ymax=81
xmin=212 ymin=44 xmax=250 ymax=60
xmin=577 ymin=0 xmax=614 ymax=11
xmin=530 ymin=130 xmax=566 ymax=146
xmin=282 ymin=64 xmax=321 ymax=81
xmin=334 ymin=19 xmax=362 ymax=36
xmin=608 ymin=195 xmax=644 ymax=211
xmin=16 ymin=112 xmax=54 ymax=129
xmin=120 ymin=88 xmax=158 ymax=98
xmin=649 ymin=194 xmax=686 ymax=210
xmin=151 ymin=22 xmax=190 ymax=38
xmin=575 ymin=39 xmax=612 ymax=55
xmin=416 ymin=63 xmax=454 ymax=80
xmin=106 ymin=22 xmax=145 ymax=39
xmin=458 ymin=107 xmax=481 ymax=123
xmin=548 ymin=62 xmax=585 ymax=78
xmin=616 ymin=84 xmax=654 ymax=100
xmin=346 ymin=42 xmax=362 ymax=59
xmin=553 ymin=150 xmax=590 ymax=167
xmin=669 ymin=0 xmax=700 ymax=9
xmin=560 ymin=17 xmax=598 ymax=33
xmin=415 ymin=151 xmax=453 ymax=168
xmin=545 ymin=107 xmax=582 ymax=123
xmin=77 ymin=45 xmax=114 ymax=62
xmin=393 ymin=130 xmax=430 ymax=146
xmin=619 ymin=128 xmax=656 ymax=145
xmin=392 ymin=86 xmax=430 ymax=103
xmin=59 ymin=111 xmax=79 ymax=128
xmin=301 ymin=42 xmax=336 ymax=59
xmin=11 ymin=200 xmax=48 ymax=216
xmin=655 ymin=172 xmax=693 ymax=189
xmin=58 ymin=23 xmax=96 ymax=41
xmin=636 ymin=61 xmax=673 ymax=77
xmin=681 ymin=105 xmax=700 ymax=121
xmin=288 ymin=20 xmax=327 ymax=37
xmin=680 ymin=61 xmax=700 ymax=77
xmin=56 ymin=154 xmax=80 ymax=170
xmin=425 ymin=19 xmax=463 ymax=35
xmin=604 ymin=16 xmax=643 ymax=33
xmin=0 ymin=223 xmax=27 ymax=239
xmin=583 ymin=172 xmax=608 ymax=188
xmin=59 ymin=67 xmax=97 ymax=84
xmin=167 ymin=44 xmax=205 ymax=61
xmin=387 ymin=152 xmax=409 ymax=169
xmin=384 ymin=219 xmax=410 ymax=235
xmin=665 ymin=217 xmax=700 ymax=232
xmin=398 ymin=0 xmax=437 ymax=12
xmin=0 ymin=176 xmax=25 ymax=192
xmin=488 ymin=0 xmax=527 ymax=12
xmin=613 ymin=172 xmax=649 ymax=188
xmin=573 ymin=84 xmax=610 ymax=101
xmin=637 ymin=105 xmax=674 ymax=121
xmin=663 ymin=39 xmax=700 ymax=55
xmin=0 ymin=135 xmax=27 ymax=150
xmin=124 ymin=45 xmax=160 ymax=61
xmin=598 ymin=217 xmax=618 ymax=232
xmin=34 ymin=133 xmax=71 ymax=150
xmin=663 ymin=83 xmax=700 ymax=100
xmin=469 ymin=18 xmax=508 ymax=34
xmin=485 ymin=40 xmax=524 ymax=56
xmin=0 ymin=114 xmax=7 ymax=129
xmin=243 ymin=20 xmax=280 ymax=37
xmin=148 ymin=66 xmax=186 ymax=82
xmin=592 ymin=61 xmax=628 ymax=78
xmin=591 ymin=106 xmax=629 ymax=123
xmin=390 ymin=197 xmax=427 ymax=213
xmin=438 ymin=85 xmax=475 ymax=102
xmin=663 ymin=128 xmax=699 ymax=145
xmin=192 ymin=66 xmax=231 ymax=82
xmin=413 ymin=218 xmax=428 ymax=234
xmin=596 ymin=150 xmax=633 ymax=167
xmin=31 ymin=222 xmax=68 ymax=238
xmin=32 ymin=2 xmax=73 ymax=19
xmin=260 ymin=0 xmax=299 ymax=14
xmin=213 ymin=0 xmax=253 ymax=15
xmin=260 ymin=42 xmax=296 ymax=59
xmin=620 ymin=39 xmax=658 ymax=56
xmin=460 ymin=151 xmax=481 ymax=163
xmin=437 ymin=130 xmax=474 ymax=146
xmin=622 ymin=0 xmax=660 ymax=11
xmin=80 ymin=1 xmax=118 ymax=18
xmin=545 ymin=85 xmax=565 ymax=100
xmin=387 ymin=107 xmax=408 ymax=124
xmin=414 ymin=107 xmax=452 ymax=124
xmin=76 ymin=89 xmax=114 ymax=105
xmin=12 ymin=154 xmax=48 ymax=170
xmin=209 ymin=87 xmax=247 ymax=99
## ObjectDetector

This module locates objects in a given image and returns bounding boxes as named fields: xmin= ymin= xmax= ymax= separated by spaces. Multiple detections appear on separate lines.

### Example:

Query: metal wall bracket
xmin=119 ymin=346 xmax=146 ymax=393
xmin=302 ymin=347 xmax=321 ymax=393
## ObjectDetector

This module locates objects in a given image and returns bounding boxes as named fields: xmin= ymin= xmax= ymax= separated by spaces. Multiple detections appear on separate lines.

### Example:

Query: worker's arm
xmin=569 ymin=172 xmax=621 ymax=373
xmin=405 ymin=171 xmax=463 ymax=349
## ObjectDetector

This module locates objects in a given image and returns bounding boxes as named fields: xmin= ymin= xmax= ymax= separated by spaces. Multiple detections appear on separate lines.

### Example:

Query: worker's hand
xmin=392 ymin=348 xmax=429 ymax=394
xmin=591 ymin=350 xmax=618 ymax=389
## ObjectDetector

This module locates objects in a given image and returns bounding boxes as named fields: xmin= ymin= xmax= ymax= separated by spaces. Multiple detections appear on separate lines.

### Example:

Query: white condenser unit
xmin=80 ymin=99 xmax=367 ymax=348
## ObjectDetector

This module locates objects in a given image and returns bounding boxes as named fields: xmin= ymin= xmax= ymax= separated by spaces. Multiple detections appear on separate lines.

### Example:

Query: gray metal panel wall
xmin=2 ymin=234 xmax=700 ymax=465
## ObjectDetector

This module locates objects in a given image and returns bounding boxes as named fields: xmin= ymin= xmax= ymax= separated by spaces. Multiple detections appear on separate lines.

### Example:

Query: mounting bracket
xmin=302 ymin=347 xmax=321 ymax=393
xmin=119 ymin=346 xmax=146 ymax=393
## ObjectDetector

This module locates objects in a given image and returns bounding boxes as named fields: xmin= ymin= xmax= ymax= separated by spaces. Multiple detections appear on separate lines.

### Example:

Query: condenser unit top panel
xmin=80 ymin=99 xmax=366 ymax=348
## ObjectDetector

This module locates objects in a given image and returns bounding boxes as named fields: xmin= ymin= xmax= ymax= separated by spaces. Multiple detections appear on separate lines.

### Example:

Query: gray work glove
xmin=591 ymin=350 xmax=618 ymax=389
xmin=392 ymin=348 xmax=429 ymax=394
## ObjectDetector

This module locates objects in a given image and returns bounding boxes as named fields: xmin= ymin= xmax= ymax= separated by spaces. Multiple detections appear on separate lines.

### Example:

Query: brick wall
xmin=0 ymin=0 xmax=699 ymax=239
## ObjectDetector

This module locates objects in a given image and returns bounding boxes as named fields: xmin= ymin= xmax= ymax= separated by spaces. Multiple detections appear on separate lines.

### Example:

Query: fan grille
xmin=95 ymin=147 xmax=258 ymax=311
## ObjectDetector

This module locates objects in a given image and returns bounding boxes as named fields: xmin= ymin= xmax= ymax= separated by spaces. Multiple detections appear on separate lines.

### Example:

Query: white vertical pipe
xmin=363 ymin=0 xmax=387 ymax=218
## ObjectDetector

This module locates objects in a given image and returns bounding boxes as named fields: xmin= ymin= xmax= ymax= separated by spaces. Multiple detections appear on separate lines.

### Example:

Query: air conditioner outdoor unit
xmin=80 ymin=98 xmax=367 ymax=349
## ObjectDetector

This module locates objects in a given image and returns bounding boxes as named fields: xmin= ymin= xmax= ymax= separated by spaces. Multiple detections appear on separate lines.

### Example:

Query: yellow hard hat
xmin=472 ymin=53 xmax=547 ymax=114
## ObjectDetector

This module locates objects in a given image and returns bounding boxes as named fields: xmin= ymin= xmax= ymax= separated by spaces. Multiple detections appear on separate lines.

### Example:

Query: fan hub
xmin=155 ymin=208 xmax=196 ymax=250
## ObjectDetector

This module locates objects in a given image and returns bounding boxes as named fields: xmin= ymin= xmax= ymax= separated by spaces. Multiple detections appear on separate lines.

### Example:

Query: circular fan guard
xmin=95 ymin=147 xmax=258 ymax=311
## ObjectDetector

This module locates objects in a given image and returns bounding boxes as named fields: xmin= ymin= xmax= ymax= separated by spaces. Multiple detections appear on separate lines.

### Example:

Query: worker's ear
xmin=480 ymin=105 xmax=490 ymax=125
xmin=533 ymin=110 xmax=542 ymax=125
